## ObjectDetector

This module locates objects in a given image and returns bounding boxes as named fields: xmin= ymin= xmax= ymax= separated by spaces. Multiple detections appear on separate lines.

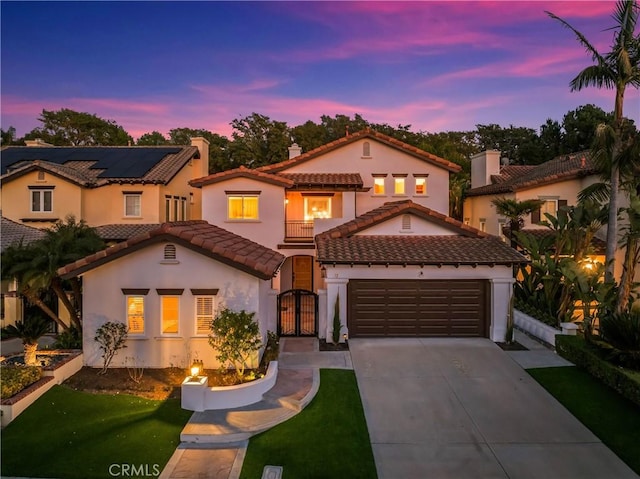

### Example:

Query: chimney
xmin=470 ymin=150 xmax=501 ymax=189
xmin=24 ymin=138 xmax=53 ymax=147
xmin=288 ymin=143 xmax=302 ymax=159
xmin=190 ymin=137 xmax=210 ymax=178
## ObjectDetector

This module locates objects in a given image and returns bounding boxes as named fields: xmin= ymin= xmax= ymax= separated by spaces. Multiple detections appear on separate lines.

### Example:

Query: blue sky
xmin=1 ymin=1 xmax=638 ymax=140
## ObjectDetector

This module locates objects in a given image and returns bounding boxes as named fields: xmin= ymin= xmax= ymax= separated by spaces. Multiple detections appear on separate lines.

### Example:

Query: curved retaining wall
xmin=514 ymin=309 xmax=560 ymax=346
xmin=182 ymin=361 xmax=278 ymax=412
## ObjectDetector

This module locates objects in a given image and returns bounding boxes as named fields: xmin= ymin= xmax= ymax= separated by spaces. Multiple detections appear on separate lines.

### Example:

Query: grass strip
xmin=528 ymin=366 xmax=640 ymax=475
xmin=240 ymin=369 xmax=377 ymax=479
xmin=1 ymin=385 xmax=192 ymax=478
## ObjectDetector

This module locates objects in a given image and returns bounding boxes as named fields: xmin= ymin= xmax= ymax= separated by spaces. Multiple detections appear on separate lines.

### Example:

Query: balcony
xmin=285 ymin=221 xmax=314 ymax=241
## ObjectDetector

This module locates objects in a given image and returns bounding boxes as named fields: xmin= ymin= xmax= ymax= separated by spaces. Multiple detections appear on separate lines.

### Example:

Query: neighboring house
xmin=463 ymin=150 xmax=598 ymax=239
xmin=57 ymin=221 xmax=284 ymax=369
xmin=0 ymin=137 xmax=210 ymax=229
xmin=1 ymin=216 xmax=46 ymax=327
xmin=190 ymin=130 xmax=527 ymax=342
xmin=463 ymin=150 xmax=635 ymax=283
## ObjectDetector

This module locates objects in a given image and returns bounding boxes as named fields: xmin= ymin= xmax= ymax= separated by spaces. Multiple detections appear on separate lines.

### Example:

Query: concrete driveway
xmin=350 ymin=338 xmax=637 ymax=479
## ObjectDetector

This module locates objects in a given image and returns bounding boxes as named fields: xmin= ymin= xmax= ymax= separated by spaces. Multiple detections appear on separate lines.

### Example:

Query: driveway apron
xmin=349 ymin=338 xmax=637 ymax=479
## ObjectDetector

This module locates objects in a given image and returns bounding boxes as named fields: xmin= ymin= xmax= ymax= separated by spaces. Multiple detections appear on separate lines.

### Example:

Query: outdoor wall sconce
xmin=190 ymin=359 xmax=204 ymax=378
xmin=321 ymin=266 xmax=327 ymax=278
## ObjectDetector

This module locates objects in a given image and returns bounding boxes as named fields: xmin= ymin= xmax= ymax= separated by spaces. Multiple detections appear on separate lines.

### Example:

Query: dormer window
xmin=29 ymin=186 xmax=54 ymax=212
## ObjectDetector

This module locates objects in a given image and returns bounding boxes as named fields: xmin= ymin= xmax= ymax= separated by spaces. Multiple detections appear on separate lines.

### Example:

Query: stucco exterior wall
xmin=1 ymin=171 xmax=83 ymax=228
xmin=284 ymin=139 xmax=452 ymax=215
xmin=80 ymin=242 xmax=269 ymax=369
xmin=83 ymin=184 xmax=161 ymax=225
xmin=463 ymin=194 xmax=511 ymax=236
xmin=201 ymin=177 xmax=285 ymax=251
xmin=352 ymin=215 xmax=456 ymax=236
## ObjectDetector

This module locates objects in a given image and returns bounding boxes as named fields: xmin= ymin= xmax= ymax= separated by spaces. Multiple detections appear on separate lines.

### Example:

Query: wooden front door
xmin=292 ymin=256 xmax=313 ymax=291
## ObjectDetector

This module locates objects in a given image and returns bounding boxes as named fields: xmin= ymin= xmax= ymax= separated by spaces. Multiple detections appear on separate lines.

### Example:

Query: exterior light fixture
xmin=190 ymin=359 xmax=203 ymax=378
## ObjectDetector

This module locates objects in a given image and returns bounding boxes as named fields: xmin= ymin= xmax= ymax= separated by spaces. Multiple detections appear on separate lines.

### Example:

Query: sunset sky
xmin=2 ymin=1 xmax=638 ymax=140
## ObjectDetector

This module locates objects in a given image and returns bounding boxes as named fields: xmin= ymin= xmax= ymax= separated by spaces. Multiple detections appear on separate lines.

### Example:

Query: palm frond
xmin=578 ymin=181 xmax=611 ymax=204
xmin=570 ymin=65 xmax=615 ymax=91
xmin=546 ymin=10 xmax=606 ymax=64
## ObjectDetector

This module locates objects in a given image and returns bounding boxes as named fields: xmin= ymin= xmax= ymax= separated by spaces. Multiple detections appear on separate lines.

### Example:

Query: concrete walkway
xmin=159 ymin=337 xmax=341 ymax=479
xmin=350 ymin=335 xmax=637 ymax=479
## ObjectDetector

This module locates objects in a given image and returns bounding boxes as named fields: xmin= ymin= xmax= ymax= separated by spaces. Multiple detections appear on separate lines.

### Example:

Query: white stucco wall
xmin=284 ymin=139 xmax=452 ymax=215
xmin=200 ymin=177 xmax=286 ymax=251
xmin=353 ymin=215 xmax=456 ymax=236
xmin=81 ymin=242 xmax=273 ymax=369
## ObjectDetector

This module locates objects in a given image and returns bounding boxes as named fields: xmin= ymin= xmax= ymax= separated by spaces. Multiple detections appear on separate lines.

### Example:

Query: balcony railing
xmin=285 ymin=221 xmax=314 ymax=241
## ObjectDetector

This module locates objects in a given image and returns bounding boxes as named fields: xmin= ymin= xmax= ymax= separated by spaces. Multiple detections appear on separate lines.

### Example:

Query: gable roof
xmin=58 ymin=220 xmax=285 ymax=280
xmin=257 ymin=128 xmax=462 ymax=174
xmin=94 ymin=223 xmax=162 ymax=243
xmin=466 ymin=151 xmax=596 ymax=197
xmin=190 ymin=165 xmax=294 ymax=188
xmin=279 ymin=173 xmax=364 ymax=189
xmin=1 ymin=216 xmax=46 ymax=252
xmin=1 ymin=146 xmax=199 ymax=186
xmin=315 ymin=200 xmax=527 ymax=266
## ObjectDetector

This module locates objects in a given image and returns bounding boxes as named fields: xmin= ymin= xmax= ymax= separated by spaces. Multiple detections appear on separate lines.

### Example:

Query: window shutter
xmin=531 ymin=208 xmax=541 ymax=224
xmin=558 ymin=199 xmax=568 ymax=210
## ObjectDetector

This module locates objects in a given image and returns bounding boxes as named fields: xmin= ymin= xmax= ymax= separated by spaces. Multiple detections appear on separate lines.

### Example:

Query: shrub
xmin=555 ymin=335 xmax=640 ymax=407
xmin=209 ymin=309 xmax=262 ymax=378
xmin=0 ymin=366 xmax=42 ymax=399
xmin=261 ymin=330 xmax=279 ymax=367
xmin=54 ymin=327 xmax=82 ymax=349
xmin=332 ymin=295 xmax=341 ymax=344
xmin=94 ymin=322 xmax=128 ymax=375
xmin=597 ymin=311 xmax=640 ymax=369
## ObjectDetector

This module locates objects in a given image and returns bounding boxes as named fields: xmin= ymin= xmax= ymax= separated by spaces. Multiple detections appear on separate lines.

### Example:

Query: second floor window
xmin=415 ymin=177 xmax=427 ymax=195
xmin=124 ymin=194 xmax=141 ymax=217
xmin=373 ymin=177 xmax=386 ymax=195
xmin=394 ymin=177 xmax=406 ymax=195
xmin=31 ymin=188 xmax=53 ymax=212
xmin=228 ymin=195 xmax=259 ymax=220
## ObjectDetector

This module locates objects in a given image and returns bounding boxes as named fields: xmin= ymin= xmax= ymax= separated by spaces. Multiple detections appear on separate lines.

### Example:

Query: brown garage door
xmin=347 ymin=279 xmax=489 ymax=337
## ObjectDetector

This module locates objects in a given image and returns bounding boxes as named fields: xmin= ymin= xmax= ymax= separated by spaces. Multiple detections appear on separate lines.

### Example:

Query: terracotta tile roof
xmin=467 ymin=151 xmax=596 ymax=197
xmin=94 ymin=223 xmax=161 ymax=242
xmin=279 ymin=172 xmax=364 ymax=188
xmin=190 ymin=165 xmax=294 ymax=188
xmin=315 ymin=200 xmax=527 ymax=266
xmin=317 ymin=200 xmax=486 ymax=239
xmin=1 ymin=216 xmax=46 ymax=252
xmin=58 ymin=220 xmax=285 ymax=280
xmin=257 ymin=128 xmax=462 ymax=174
xmin=1 ymin=146 xmax=199 ymax=186
xmin=316 ymin=235 xmax=527 ymax=266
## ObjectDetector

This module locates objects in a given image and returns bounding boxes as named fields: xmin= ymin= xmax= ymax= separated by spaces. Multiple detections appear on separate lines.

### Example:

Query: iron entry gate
xmin=278 ymin=289 xmax=318 ymax=336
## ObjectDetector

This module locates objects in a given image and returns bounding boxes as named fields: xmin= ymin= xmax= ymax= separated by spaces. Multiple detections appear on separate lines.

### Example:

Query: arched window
xmin=164 ymin=244 xmax=177 ymax=261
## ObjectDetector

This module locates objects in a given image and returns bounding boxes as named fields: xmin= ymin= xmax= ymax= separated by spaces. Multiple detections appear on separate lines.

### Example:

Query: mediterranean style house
xmin=189 ymin=129 xmax=527 ymax=343
xmin=0 ymin=137 xmax=211 ymax=231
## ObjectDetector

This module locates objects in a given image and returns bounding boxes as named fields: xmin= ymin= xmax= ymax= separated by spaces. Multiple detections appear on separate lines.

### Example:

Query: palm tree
xmin=491 ymin=198 xmax=545 ymax=248
xmin=2 ymin=316 xmax=52 ymax=366
xmin=547 ymin=0 xmax=640 ymax=283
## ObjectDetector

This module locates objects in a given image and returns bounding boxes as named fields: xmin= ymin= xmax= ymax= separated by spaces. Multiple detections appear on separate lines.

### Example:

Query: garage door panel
xmin=348 ymin=279 xmax=488 ymax=338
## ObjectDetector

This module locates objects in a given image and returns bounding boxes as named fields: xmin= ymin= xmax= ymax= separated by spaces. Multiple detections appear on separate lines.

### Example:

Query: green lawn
xmin=1 ymin=386 xmax=192 ymax=479
xmin=528 ymin=366 xmax=640 ymax=475
xmin=240 ymin=369 xmax=377 ymax=479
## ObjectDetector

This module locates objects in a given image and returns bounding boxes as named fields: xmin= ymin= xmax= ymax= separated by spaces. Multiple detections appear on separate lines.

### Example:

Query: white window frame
xmin=161 ymin=296 xmax=180 ymax=335
xmin=30 ymin=188 xmax=53 ymax=212
xmin=195 ymin=296 xmax=215 ymax=336
xmin=373 ymin=176 xmax=386 ymax=196
xmin=539 ymin=197 xmax=559 ymax=221
xmin=126 ymin=295 xmax=145 ymax=335
xmin=414 ymin=176 xmax=427 ymax=196
xmin=124 ymin=194 xmax=141 ymax=217
xmin=393 ymin=176 xmax=406 ymax=196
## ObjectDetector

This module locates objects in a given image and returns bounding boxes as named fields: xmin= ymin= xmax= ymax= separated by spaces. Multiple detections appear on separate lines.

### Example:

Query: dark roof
xmin=58 ymin=221 xmax=285 ymax=280
xmin=190 ymin=165 xmax=294 ymax=188
xmin=94 ymin=223 xmax=162 ymax=243
xmin=257 ymin=128 xmax=462 ymax=174
xmin=1 ymin=216 xmax=46 ymax=252
xmin=1 ymin=146 xmax=199 ymax=186
xmin=467 ymin=151 xmax=596 ymax=197
xmin=315 ymin=200 xmax=527 ymax=266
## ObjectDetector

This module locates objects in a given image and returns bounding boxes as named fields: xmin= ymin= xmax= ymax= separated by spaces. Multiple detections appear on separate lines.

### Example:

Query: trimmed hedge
xmin=556 ymin=335 xmax=640 ymax=407
xmin=1 ymin=366 xmax=42 ymax=399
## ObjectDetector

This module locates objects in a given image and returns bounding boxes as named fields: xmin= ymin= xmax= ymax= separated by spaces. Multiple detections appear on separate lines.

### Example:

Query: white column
xmin=317 ymin=289 xmax=327 ymax=339
xmin=324 ymin=277 xmax=349 ymax=342
xmin=489 ymin=278 xmax=515 ymax=342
